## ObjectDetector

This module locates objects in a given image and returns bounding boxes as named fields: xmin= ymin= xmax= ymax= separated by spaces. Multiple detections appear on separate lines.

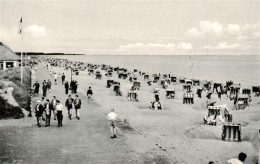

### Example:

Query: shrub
xmin=0 ymin=67 xmax=32 ymax=112
xmin=0 ymin=96 xmax=24 ymax=119
xmin=0 ymin=81 xmax=4 ymax=89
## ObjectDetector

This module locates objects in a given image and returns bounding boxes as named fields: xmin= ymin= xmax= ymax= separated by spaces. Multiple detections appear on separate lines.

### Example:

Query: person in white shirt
xmin=56 ymin=100 xmax=63 ymax=127
xmin=50 ymin=96 xmax=57 ymax=120
xmin=106 ymin=108 xmax=118 ymax=138
xmin=54 ymin=73 xmax=58 ymax=85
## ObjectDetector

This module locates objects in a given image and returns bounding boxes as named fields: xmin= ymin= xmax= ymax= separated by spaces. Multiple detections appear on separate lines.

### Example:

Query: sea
xmin=50 ymin=55 xmax=260 ymax=87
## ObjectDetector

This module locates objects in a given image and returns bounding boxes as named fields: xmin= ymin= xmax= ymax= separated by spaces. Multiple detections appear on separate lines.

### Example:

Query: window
xmin=0 ymin=62 xmax=3 ymax=70
xmin=6 ymin=62 xmax=14 ymax=68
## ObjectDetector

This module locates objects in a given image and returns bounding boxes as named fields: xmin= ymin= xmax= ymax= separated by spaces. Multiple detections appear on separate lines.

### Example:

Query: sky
xmin=0 ymin=0 xmax=259 ymax=55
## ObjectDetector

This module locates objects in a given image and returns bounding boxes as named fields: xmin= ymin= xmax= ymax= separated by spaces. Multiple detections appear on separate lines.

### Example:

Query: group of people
xmin=34 ymin=94 xmax=82 ymax=127
xmin=33 ymin=58 xmax=119 ymax=139
xmin=70 ymin=80 xmax=78 ymax=94
xmin=33 ymin=80 xmax=52 ymax=97
xmin=64 ymin=80 xmax=79 ymax=94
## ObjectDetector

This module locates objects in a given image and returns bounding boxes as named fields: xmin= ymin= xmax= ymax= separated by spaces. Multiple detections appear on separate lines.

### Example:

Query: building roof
xmin=0 ymin=42 xmax=20 ymax=61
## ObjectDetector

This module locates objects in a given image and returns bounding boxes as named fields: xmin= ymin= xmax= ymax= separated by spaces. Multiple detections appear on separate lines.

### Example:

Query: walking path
xmin=0 ymin=64 xmax=144 ymax=164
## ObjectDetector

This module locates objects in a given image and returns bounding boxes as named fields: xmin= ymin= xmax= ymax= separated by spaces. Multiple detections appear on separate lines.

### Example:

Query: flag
xmin=19 ymin=17 xmax=22 ymax=34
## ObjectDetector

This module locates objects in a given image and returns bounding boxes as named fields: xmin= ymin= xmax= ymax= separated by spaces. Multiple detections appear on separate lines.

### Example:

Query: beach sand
xmin=53 ymin=61 xmax=259 ymax=163
xmin=0 ymin=61 xmax=259 ymax=164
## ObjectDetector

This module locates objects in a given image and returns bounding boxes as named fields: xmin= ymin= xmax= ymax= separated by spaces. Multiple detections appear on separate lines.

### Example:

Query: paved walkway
xmin=0 ymin=64 xmax=140 ymax=164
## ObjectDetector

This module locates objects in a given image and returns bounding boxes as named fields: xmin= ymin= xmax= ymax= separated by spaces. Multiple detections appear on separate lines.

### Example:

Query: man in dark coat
xmin=74 ymin=81 xmax=78 ymax=94
xmin=47 ymin=79 xmax=52 ymax=91
xmin=70 ymin=80 xmax=74 ymax=94
xmin=33 ymin=81 xmax=40 ymax=94
xmin=65 ymin=95 xmax=74 ymax=120
xmin=73 ymin=95 xmax=82 ymax=120
xmin=65 ymin=81 xmax=69 ymax=94
xmin=61 ymin=73 xmax=65 ymax=85
xmin=44 ymin=99 xmax=51 ymax=127
xmin=42 ymin=81 xmax=48 ymax=97
xmin=35 ymin=100 xmax=44 ymax=127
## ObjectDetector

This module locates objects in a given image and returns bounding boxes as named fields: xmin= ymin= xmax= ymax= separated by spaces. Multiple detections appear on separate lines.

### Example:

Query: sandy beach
xmin=1 ymin=0 xmax=260 ymax=163
xmin=1 ymin=57 xmax=259 ymax=164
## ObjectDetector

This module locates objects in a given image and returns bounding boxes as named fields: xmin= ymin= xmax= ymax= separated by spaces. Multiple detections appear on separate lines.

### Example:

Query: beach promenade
xmin=0 ymin=64 xmax=145 ymax=164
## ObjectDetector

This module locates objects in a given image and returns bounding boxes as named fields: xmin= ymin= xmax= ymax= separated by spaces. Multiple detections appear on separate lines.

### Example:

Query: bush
xmin=0 ymin=96 xmax=24 ymax=119
xmin=0 ymin=81 xmax=4 ymax=89
xmin=0 ymin=67 xmax=32 ymax=112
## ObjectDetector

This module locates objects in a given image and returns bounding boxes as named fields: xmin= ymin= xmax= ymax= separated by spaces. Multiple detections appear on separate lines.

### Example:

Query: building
xmin=0 ymin=42 xmax=20 ymax=71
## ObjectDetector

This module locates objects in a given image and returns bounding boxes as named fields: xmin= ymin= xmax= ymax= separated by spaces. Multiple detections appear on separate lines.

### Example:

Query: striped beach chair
xmin=183 ymin=93 xmax=194 ymax=104
xmin=222 ymin=123 xmax=241 ymax=142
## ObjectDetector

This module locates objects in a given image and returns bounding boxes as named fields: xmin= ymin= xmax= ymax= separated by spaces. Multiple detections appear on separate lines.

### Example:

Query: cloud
xmin=25 ymin=25 xmax=46 ymax=38
xmin=187 ymin=28 xmax=199 ymax=36
xmin=177 ymin=42 xmax=192 ymax=50
xmin=226 ymin=24 xmax=241 ymax=35
xmin=118 ymin=42 xmax=192 ymax=51
xmin=199 ymin=21 xmax=223 ymax=35
xmin=186 ymin=21 xmax=260 ymax=40
xmin=203 ymin=42 xmax=240 ymax=50
xmin=118 ymin=42 xmax=176 ymax=51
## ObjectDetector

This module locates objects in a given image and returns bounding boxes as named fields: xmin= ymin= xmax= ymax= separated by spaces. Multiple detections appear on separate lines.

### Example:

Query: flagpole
xmin=21 ymin=37 xmax=23 ymax=83
xmin=20 ymin=17 xmax=23 ymax=84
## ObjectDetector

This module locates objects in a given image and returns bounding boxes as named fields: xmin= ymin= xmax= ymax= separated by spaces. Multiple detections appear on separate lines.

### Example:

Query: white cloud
xmin=118 ymin=42 xmax=176 ymax=51
xmin=186 ymin=21 xmax=260 ymax=41
xmin=226 ymin=24 xmax=241 ymax=35
xmin=25 ymin=25 xmax=46 ymax=38
xmin=177 ymin=42 xmax=192 ymax=50
xmin=186 ymin=28 xmax=199 ymax=36
xmin=118 ymin=42 xmax=192 ymax=51
xmin=199 ymin=21 xmax=223 ymax=35
xmin=186 ymin=21 xmax=224 ymax=36
xmin=203 ymin=42 xmax=240 ymax=50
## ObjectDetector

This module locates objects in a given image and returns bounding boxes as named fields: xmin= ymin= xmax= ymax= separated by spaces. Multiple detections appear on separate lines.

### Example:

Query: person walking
xmin=47 ymin=79 xmax=52 ymax=91
xmin=65 ymin=81 xmax=69 ymax=94
xmin=33 ymin=81 xmax=40 ymax=94
xmin=50 ymin=69 xmax=52 ymax=77
xmin=218 ymin=90 xmax=222 ymax=100
xmin=40 ymin=97 xmax=46 ymax=121
xmin=106 ymin=108 xmax=118 ymax=138
xmin=74 ymin=80 xmax=78 ymax=94
xmin=87 ymin=86 xmax=93 ymax=99
xmin=54 ymin=73 xmax=58 ymax=85
xmin=65 ymin=95 xmax=74 ymax=120
xmin=42 ymin=81 xmax=48 ymax=97
xmin=56 ymin=100 xmax=63 ymax=127
xmin=62 ymin=73 xmax=65 ymax=85
xmin=73 ymin=95 xmax=81 ymax=120
xmin=50 ymin=96 xmax=57 ymax=120
xmin=70 ymin=80 xmax=74 ymax=94
xmin=45 ymin=99 xmax=51 ymax=127
xmin=35 ymin=100 xmax=44 ymax=127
